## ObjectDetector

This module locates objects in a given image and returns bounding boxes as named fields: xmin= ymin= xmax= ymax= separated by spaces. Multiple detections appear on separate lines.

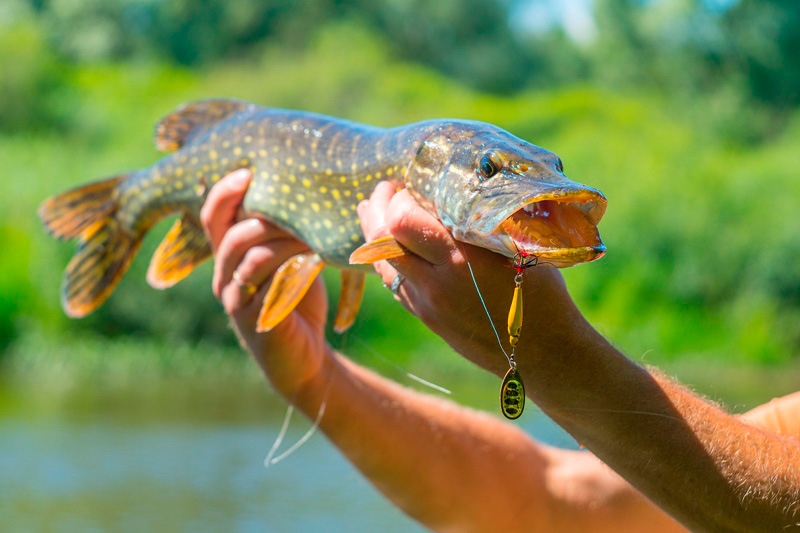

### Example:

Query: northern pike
xmin=39 ymin=99 xmax=607 ymax=332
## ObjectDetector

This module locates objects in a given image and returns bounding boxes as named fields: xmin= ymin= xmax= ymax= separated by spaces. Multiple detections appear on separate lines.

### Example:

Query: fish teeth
xmin=522 ymin=202 xmax=548 ymax=217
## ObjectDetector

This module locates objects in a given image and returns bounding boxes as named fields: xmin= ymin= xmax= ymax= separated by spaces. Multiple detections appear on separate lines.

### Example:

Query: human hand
xmin=357 ymin=181 xmax=583 ymax=375
xmin=201 ymin=169 xmax=334 ymax=399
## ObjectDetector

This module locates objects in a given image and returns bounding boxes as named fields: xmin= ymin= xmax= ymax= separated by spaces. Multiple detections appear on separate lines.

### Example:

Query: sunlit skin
xmin=204 ymin=171 xmax=800 ymax=532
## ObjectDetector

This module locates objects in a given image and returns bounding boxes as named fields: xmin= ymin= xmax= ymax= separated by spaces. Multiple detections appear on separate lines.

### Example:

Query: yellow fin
xmin=348 ymin=236 xmax=406 ymax=264
xmin=256 ymin=252 xmax=325 ymax=332
xmin=39 ymin=173 xmax=143 ymax=317
xmin=38 ymin=175 xmax=126 ymax=240
xmin=146 ymin=215 xmax=211 ymax=289
xmin=61 ymin=219 xmax=142 ymax=318
xmin=154 ymin=99 xmax=254 ymax=152
xmin=333 ymin=270 xmax=366 ymax=333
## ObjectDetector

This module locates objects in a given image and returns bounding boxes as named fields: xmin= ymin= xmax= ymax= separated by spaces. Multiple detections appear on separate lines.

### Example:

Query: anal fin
xmin=348 ymin=236 xmax=406 ymax=265
xmin=257 ymin=252 xmax=325 ymax=332
xmin=333 ymin=270 xmax=366 ymax=333
xmin=147 ymin=215 xmax=211 ymax=289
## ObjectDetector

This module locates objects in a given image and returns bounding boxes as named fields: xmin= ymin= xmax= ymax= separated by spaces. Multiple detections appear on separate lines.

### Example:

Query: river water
xmin=4 ymin=355 xmax=797 ymax=532
xmin=0 ymin=376 xmax=578 ymax=532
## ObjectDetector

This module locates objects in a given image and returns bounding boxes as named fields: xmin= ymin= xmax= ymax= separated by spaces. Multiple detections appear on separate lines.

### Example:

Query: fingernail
xmin=229 ymin=168 xmax=251 ymax=187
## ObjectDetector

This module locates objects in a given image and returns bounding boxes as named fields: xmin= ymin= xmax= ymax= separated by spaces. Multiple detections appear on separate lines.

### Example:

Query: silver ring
xmin=389 ymin=273 xmax=405 ymax=295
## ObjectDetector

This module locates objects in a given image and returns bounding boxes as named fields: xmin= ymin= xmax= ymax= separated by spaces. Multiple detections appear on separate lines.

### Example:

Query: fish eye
xmin=478 ymin=154 xmax=499 ymax=180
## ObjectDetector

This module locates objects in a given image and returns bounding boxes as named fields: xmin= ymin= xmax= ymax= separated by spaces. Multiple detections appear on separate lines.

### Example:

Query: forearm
xmin=349 ymin=179 xmax=800 ymax=530
xmin=520 ymin=316 xmax=800 ymax=531
xmin=288 ymin=349 xmax=555 ymax=531
xmin=283 ymin=347 xmax=686 ymax=532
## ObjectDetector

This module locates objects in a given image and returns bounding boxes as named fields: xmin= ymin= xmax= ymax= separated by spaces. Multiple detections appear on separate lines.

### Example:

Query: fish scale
xmin=119 ymin=109 xmax=428 ymax=267
xmin=39 ymin=98 xmax=607 ymax=333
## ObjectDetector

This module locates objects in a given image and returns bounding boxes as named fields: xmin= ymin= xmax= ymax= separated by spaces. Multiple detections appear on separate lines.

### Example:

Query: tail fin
xmin=38 ymin=175 xmax=125 ymax=240
xmin=39 ymin=175 xmax=142 ymax=317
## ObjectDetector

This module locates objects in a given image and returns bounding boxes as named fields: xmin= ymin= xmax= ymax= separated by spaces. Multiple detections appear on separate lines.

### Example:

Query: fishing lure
xmin=465 ymin=245 xmax=539 ymax=420
xmin=499 ymin=250 xmax=538 ymax=419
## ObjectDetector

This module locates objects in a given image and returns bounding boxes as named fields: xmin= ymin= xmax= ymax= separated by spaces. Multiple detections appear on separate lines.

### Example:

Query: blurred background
xmin=2 ymin=0 xmax=799 ymax=530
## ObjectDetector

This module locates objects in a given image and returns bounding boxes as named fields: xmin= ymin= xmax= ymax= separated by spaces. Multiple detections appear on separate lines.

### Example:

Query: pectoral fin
xmin=256 ymin=252 xmax=325 ymax=332
xmin=348 ymin=236 xmax=406 ymax=264
xmin=333 ymin=270 xmax=366 ymax=333
xmin=146 ymin=215 xmax=211 ymax=289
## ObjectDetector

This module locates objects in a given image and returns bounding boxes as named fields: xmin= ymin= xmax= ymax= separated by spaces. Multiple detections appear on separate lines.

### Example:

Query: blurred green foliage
xmin=2 ymin=0 xmax=800 ymax=383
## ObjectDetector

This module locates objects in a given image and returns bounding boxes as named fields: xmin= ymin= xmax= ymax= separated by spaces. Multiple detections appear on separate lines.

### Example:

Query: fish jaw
xmin=450 ymin=185 xmax=607 ymax=267
xmin=422 ymin=124 xmax=608 ymax=268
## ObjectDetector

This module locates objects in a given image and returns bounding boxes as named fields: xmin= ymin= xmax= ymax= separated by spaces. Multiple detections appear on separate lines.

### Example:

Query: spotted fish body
xmin=40 ymin=99 xmax=608 ymax=332
xmin=124 ymin=103 xmax=442 ymax=268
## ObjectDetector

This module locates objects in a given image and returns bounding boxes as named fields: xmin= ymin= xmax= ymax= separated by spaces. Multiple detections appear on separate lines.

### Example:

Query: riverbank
xmin=4 ymin=325 xmax=798 ymax=416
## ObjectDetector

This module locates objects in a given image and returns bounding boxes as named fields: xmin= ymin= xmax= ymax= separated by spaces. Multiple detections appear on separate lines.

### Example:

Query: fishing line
xmin=263 ymin=361 xmax=335 ymax=468
xmin=462 ymin=246 xmax=682 ymax=424
xmin=336 ymin=288 xmax=452 ymax=396
xmin=461 ymin=245 xmax=527 ymax=419
xmin=350 ymin=336 xmax=452 ymax=395
xmin=267 ymin=395 xmax=328 ymax=466
xmin=461 ymin=248 xmax=511 ymax=364
xmin=261 ymin=261 xmax=681 ymax=466
xmin=263 ymin=405 xmax=294 ymax=467
xmin=556 ymin=406 xmax=683 ymax=422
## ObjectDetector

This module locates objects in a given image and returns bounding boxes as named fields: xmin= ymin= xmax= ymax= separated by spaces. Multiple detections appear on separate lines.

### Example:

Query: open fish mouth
xmin=494 ymin=191 xmax=607 ymax=266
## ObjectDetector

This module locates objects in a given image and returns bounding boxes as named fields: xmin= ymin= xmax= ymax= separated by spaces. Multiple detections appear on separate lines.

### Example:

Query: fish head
xmin=407 ymin=122 xmax=607 ymax=267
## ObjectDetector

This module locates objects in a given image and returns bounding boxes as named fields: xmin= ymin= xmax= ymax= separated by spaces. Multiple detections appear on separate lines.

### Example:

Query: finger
xmin=357 ymin=180 xmax=401 ymax=242
xmin=357 ymin=180 xmax=406 ymax=285
xmin=372 ymin=256 xmax=400 ymax=289
xmin=358 ymin=182 xmax=435 ymax=301
xmin=219 ymin=238 xmax=311 ymax=315
xmin=384 ymin=189 xmax=459 ymax=266
xmin=219 ymin=270 xmax=270 ymax=320
xmin=235 ymin=239 xmax=311 ymax=290
xmin=212 ymin=218 xmax=294 ymax=298
xmin=200 ymin=168 xmax=252 ymax=253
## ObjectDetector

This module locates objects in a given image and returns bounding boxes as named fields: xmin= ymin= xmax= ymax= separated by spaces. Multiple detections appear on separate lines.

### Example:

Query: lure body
xmin=500 ymin=367 xmax=525 ymax=419
xmin=507 ymin=284 xmax=523 ymax=347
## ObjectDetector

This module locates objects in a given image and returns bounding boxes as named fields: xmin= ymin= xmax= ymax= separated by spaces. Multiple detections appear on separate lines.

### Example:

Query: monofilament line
xmin=264 ymin=370 xmax=334 ymax=468
xmin=462 ymin=249 xmax=512 ymax=366
xmin=266 ymin=398 xmax=328 ymax=466
xmin=351 ymin=336 xmax=452 ymax=395
xmin=263 ymin=405 xmax=294 ymax=467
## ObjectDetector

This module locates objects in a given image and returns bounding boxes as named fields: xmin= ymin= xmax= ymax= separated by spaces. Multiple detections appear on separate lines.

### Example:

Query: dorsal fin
xmin=154 ymin=99 xmax=255 ymax=152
